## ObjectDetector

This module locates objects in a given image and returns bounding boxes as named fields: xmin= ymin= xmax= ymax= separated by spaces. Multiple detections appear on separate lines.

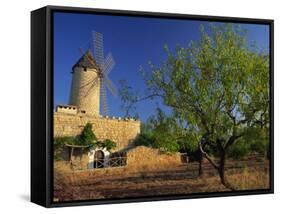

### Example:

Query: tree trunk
xmin=195 ymin=146 xmax=205 ymax=177
xmin=198 ymin=152 xmax=204 ymax=177
xmin=198 ymin=158 xmax=204 ymax=177
xmin=218 ymin=152 xmax=235 ymax=191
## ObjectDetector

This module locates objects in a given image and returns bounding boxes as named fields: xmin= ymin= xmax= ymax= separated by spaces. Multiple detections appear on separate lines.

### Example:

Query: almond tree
xmin=120 ymin=24 xmax=270 ymax=190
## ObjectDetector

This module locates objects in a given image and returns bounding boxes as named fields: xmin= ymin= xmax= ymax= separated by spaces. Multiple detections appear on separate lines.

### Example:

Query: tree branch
xmin=122 ymin=93 xmax=163 ymax=117
xmin=199 ymin=138 xmax=219 ymax=170
xmin=225 ymin=133 xmax=244 ymax=150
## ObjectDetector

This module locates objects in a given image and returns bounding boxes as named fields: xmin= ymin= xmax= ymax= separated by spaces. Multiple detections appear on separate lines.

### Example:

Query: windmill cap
xmin=72 ymin=49 xmax=99 ymax=70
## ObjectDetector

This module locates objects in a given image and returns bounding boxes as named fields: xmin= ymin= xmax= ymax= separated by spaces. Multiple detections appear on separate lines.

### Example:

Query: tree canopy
xmin=120 ymin=23 xmax=270 ymax=189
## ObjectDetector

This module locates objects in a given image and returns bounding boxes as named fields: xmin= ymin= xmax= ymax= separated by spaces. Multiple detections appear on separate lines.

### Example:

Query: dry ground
xmin=54 ymin=158 xmax=269 ymax=202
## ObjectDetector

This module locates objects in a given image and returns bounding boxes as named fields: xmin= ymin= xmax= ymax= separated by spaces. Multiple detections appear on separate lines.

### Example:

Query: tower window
xmin=83 ymin=67 xmax=87 ymax=71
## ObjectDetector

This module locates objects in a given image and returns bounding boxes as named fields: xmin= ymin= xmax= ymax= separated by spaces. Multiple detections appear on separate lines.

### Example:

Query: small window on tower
xmin=83 ymin=67 xmax=87 ymax=71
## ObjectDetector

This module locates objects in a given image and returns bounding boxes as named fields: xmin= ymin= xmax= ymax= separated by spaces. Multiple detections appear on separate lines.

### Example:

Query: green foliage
xmin=158 ymin=140 xmax=180 ymax=154
xmin=227 ymin=139 xmax=251 ymax=159
xmin=178 ymin=139 xmax=198 ymax=154
xmin=79 ymin=122 xmax=97 ymax=145
xmin=135 ymin=132 xmax=156 ymax=148
xmin=244 ymin=127 xmax=269 ymax=157
xmin=98 ymin=139 xmax=117 ymax=151
xmin=121 ymin=23 xmax=270 ymax=160
xmin=228 ymin=130 xmax=269 ymax=159
xmin=136 ymin=109 xmax=198 ymax=154
xmin=149 ymin=24 xmax=268 ymax=153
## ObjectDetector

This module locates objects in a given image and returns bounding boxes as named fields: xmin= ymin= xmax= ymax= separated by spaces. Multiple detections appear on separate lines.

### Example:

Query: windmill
xmin=69 ymin=31 xmax=117 ymax=116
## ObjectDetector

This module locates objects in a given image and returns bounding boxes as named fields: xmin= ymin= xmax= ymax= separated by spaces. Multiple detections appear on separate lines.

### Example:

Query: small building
xmin=56 ymin=105 xmax=78 ymax=115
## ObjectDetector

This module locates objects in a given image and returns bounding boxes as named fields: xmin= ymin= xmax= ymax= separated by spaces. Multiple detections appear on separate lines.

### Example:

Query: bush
xmin=227 ymin=140 xmax=251 ymax=159
xmin=243 ymin=127 xmax=269 ymax=157
xmin=98 ymin=139 xmax=117 ymax=151
xmin=249 ymin=138 xmax=269 ymax=157
xmin=135 ymin=132 xmax=157 ymax=148
xmin=159 ymin=140 xmax=180 ymax=154
xmin=178 ymin=139 xmax=197 ymax=154
xmin=79 ymin=122 xmax=97 ymax=145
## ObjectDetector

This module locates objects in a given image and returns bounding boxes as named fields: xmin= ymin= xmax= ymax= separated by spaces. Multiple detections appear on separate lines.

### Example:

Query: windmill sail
xmin=93 ymin=31 xmax=105 ymax=69
xmin=75 ymin=31 xmax=117 ymax=116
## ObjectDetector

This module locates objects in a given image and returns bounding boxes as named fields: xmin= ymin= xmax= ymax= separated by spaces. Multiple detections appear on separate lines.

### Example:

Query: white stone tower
xmin=69 ymin=50 xmax=100 ymax=116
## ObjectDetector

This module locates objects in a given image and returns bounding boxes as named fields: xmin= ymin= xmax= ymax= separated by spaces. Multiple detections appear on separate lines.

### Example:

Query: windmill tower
xmin=69 ymin=31 xmax=116 ymax=116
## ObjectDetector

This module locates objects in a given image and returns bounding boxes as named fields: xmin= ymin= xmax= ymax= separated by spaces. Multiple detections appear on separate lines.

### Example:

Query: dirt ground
xmin=53 ymin=158 xmax=270 ymax=202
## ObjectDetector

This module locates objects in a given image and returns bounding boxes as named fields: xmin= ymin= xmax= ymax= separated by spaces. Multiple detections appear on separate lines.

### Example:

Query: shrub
xmin=135 ymin=132 xmax=156 ymax=148
xmin=79 ymin=122 xmax=97 ymax=145
xmin=178 ymin=139 xmax=197 ymax=154
xmin=227 ymin=140 xmax=251 ymax=159
xmin=158 ymin=140 xmax=180 ymax=154
xmin=98 ymin=139 xmax=117 ymax=151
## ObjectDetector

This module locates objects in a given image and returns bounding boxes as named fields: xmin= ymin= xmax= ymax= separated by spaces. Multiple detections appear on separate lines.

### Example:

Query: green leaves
xmin=79 ymin=122 xmax=97 ymax=145
xmin=120 ymin=23 xmax=269 ymax=159
xmin=136 ymin=109 xmax=199 ymax=154
xmin=97 ymin=139 xmax=117 ymax=151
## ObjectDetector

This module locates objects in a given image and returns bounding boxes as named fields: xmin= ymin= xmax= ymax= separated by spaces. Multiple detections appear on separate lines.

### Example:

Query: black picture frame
xmin=31 ymin=5 xmax=274 ymax=208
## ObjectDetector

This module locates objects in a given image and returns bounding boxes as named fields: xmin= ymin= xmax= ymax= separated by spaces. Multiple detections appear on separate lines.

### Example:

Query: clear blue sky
xmin=53 ymin=12 xmax=269 ymax=122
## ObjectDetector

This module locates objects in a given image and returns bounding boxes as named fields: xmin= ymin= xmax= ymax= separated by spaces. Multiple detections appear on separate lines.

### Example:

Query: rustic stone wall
xmin=54 ymin=112 xmax=141 ymax=151
xmin=55 ymin=145 xmax=183 ymax=172
xmin=127 ymin=146 xmax=183 ymax=171
xmin=54 ymin=113 xmax=183 ymax=172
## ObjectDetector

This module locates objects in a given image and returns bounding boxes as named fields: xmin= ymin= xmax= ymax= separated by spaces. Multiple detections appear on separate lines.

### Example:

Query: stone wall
xmin=127 ymin=146 xmax=183 ymax=171
xmin=55 ymin=145 xmax=183 ymax=172
xmin=54 ymin=112 xmax=141 ymax=151
xmin=54 ymin=113 xmax=183 ymax=172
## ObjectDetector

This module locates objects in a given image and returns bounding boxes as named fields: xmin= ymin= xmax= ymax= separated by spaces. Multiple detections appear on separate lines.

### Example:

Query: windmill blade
xmin=80 ymin=74 xmax=99 ymax=89
xmin=92 ymin=31 xmax=105 ymax=67
xmin=102 ymin=53 xmax=115 ymax=75
xmin=104 ymin=76 xmax=117 ymax=97
xmin=100 ymin=78 xmax=108 ymax=115
xmin=79 ymin=47 xmax=97 ymax=69
xmin=83 ymin=76 xmax=100 ymax=98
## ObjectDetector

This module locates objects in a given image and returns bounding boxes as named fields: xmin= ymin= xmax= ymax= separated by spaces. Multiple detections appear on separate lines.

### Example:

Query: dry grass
xmin=228 ymin=166 xmax=269 ymax=190
xmin=53 ymin=159 xmax=269 ymax=202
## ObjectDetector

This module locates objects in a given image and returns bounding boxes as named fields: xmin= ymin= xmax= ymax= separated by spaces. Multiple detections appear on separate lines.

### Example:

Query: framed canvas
xmin=31 ymin=5 xmax=274 ymax=207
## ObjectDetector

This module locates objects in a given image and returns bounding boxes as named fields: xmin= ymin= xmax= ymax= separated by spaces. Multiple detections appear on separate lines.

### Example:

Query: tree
xmin=79 ymin=122 xmax=97 ymax=146
xmin=120 ymin=24 xmax=270 ymax=190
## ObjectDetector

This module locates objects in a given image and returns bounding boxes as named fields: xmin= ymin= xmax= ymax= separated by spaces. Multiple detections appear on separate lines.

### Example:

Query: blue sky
xmin=53 ymin=12 xmax=269 ymax=122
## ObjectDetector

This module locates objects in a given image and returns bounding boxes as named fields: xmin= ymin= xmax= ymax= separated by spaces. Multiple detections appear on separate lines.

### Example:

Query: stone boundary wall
xmin=54 ymin=112 xmax=141 ymax=151
xmin=127 ymin=146 xmax=183 ymax=171
xmin=54 ymin=145 xmax=183 ymax=173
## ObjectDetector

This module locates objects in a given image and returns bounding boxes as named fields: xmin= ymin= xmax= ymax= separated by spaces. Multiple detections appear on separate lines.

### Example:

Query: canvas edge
xmin=30 ymin=5 xmax=274 ymax=208
xmin=31 ymin=7 xmax=48 ymax=207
